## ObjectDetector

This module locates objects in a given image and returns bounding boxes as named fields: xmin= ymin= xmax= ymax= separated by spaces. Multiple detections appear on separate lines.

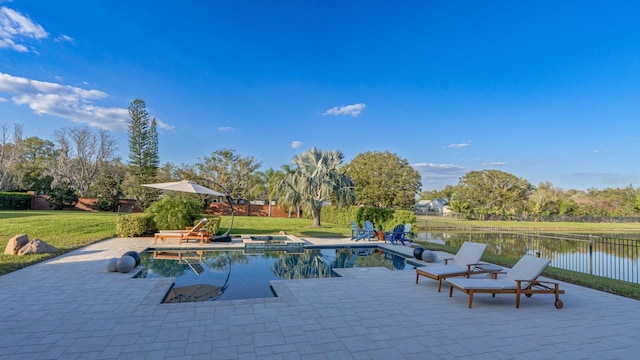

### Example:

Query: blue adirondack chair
xmin=351 ymin=221 xmax=365 ymax=240
xmin=386 ymin=224 xmax=406 ymax=245
xmin=362 ymin=220 xmax=376 ymax=241
xmin=403 ymin=223 xmax=413 ymax=243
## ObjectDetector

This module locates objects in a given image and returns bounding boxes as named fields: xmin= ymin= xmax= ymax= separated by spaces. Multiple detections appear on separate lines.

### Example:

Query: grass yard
xmin=220 ymin=216 xmax=349 ymax=238
xmin=0 ymin=211 xmax=119 ymax=274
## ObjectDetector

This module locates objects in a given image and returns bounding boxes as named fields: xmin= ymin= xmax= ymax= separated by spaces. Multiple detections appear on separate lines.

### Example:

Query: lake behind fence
xmin=418 ymin=223 xmax=640 ymax=284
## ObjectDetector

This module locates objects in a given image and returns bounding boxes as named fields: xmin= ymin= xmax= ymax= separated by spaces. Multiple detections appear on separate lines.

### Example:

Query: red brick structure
xmin=30 ymin=195 xmax=140 ymax=213
xmin=205 ymin=202 xmax=299 ymax=217
xmin=29 ymin=194 xmax=294 ymax=217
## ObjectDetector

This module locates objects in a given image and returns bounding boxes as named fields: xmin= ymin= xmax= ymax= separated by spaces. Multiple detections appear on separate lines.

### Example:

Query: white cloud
xmin=291 ymin=141 xmax=303 ymax=149
xmin=154 ymin=118 xmax=174 ymax=131
xmin=218 ymin=126 xmax=234 ymax=132
xmin=54 ymin=34 xmax=73 ymax=43
xmin=481 ymin=161 xmax=507 ymax=167
xmin=0 ymin=96 xmax=7 ymax=102
xmin=448 ymin=142 xmax=470 ymax=149
xmin=412 ymin=162 xmax=467 ymax=180
xmin=323 ymin=103 xmax=366 ymax=117
xmin=0 ymin=71 xmax=134 ymax=131
xmin=0 ymin=6 xmax=48 ymax=52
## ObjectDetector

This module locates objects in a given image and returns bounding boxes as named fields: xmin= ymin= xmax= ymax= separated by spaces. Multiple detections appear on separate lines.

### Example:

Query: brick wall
xmin=30 ymin=195 xmax=140 ymax=213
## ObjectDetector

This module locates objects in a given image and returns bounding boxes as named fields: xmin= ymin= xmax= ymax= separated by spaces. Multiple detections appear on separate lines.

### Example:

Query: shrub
xmin=198 ymin=215 xmax=221 ymax=236
xmin=116 ymin=213 xmax=156 ymax=237
xmin=47 ymin=183 xmax=79 ymax=210
xmin=0 ymin=192 xmax=32 ymax=210
xmin=145 ymin=193 xmax=203 ymax=230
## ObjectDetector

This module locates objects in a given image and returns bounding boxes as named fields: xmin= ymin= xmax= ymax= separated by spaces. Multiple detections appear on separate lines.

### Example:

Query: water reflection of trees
xmin=269 ymin=248 xmax=408 ymax=278
xmin=141 ymin=251 xmax=249 ymax=277
xmin=271 ymin=249 xmax=331 ymax=279
xmin=141 ymin=253 xmax=190 ymax=277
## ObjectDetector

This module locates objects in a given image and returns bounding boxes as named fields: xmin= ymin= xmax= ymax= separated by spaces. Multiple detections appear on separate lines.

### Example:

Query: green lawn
xmin=0 ymin=211 xmax=120 ymax=274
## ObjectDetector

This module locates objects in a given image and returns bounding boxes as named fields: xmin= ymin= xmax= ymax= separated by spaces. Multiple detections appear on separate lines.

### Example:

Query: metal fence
xmin=421 ymin=221 xmax=640 ymax=284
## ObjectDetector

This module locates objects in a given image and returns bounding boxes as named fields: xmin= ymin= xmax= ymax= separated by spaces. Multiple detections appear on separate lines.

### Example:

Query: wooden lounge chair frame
xmin=447 ymin=255 xmax=565 ymax=309
xmin=415 ymin=241 xmax=487 ymax=291
xmin=154 ymin=219 xmax=210 ymax=246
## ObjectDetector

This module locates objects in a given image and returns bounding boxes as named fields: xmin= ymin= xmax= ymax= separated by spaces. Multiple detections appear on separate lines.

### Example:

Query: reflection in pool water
xmin=136 ymin=247 xmax=415 ymax=303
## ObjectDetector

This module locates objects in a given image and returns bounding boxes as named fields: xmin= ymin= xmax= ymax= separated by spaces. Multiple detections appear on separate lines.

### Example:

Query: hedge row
xmin=0 ymin=192 xmax=32 ymax=210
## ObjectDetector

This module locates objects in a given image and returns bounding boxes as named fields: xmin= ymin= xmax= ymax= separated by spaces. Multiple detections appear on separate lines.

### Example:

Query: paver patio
xmin=0 ymin=236 xmax=638 ymax=359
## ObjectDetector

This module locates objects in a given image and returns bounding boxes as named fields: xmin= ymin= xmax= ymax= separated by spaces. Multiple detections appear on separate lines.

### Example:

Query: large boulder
xmin=17 ymin=239 xmax=58 ymax=255
xmin=4 ymin=234 xmax=29 ymax=255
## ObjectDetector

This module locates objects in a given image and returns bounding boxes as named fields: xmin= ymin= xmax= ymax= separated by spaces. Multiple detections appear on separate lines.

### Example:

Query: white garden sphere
xmin=421 ymin=250 xmax=438 ymax=263
xmin=116 ymin=255 xmax=136 ymax=273
xmin=106 ymin=258 xmax=119 ymax=272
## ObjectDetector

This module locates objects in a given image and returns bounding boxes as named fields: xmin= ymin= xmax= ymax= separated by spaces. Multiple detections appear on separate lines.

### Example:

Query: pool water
xmin=136 ymin=247 xmax=416 ymax=303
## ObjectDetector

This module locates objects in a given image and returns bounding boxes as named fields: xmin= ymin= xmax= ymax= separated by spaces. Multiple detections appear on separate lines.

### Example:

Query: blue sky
xmin=1 ymin=1 xmax=639 ymax=191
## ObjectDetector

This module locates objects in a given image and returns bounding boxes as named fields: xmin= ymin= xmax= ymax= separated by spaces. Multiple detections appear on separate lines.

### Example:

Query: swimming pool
xmin=136 ymin=246 xmax=418 ymax=303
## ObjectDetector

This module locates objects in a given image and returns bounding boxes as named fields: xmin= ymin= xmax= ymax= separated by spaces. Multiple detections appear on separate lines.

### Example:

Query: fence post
xmin=536 ymin=230 xmax=541 ymax=257
xmin=589 ymin=234 xmax=593 ymax=275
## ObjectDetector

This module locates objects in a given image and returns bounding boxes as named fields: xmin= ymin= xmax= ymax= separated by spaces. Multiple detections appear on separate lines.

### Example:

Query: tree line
xmin=3 ymin=99 xmax=637 ymax=222
xmin=420 ymin=170 xmax=640 ymax=220
xmin=0 ymin=99 xmax=422 ymax=226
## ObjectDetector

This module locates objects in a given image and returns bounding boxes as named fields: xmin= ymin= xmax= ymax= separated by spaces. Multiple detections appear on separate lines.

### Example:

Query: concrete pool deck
xmin=0 ymin=236 xmax=639 ymax=359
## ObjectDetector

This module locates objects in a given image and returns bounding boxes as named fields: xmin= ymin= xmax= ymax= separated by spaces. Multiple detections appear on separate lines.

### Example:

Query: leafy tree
xmin=47 ymin=181 xmax=79 ymax=210
xmin=127 ymin=99 xmax=159 ymax=209
xmin=0 ymin=123 xmax=24 ymax=191
xmin=52 ymin=126 xmax=116 ymax=197
xmin=450 ymin=170 xmax=533 ymax=219
xmin=90 ymin=160 xmax=125 ymax=211
xmin=279 ymin=147 xmax=355 ymax=227
xmin=419 ymin=184 xmax=456 ymax=201
xmin=345 ymin=151 xmax=421 ymax=209
xmin=14 ymin=136 xmax=56 ymax=194
xmin=195 ymin=148 xmax=262 ymax=199
xmin=527 ymin=182 xmax=561 ymax=219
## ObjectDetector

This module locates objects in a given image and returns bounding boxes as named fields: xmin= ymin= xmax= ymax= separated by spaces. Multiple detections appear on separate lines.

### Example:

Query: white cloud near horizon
xmin=0 ymin=71 xmax=174 ymax=131
xmin=448 ymin=142 xmax=470 ymax=149
xmin=218 ymin=126 xmax=234 ymax=132
xmin=0 ymin=6 xmax=48 ymax=52
xmin=291 ymin=141 xmax=303 ymax=149
xmin=412 ymin=162 xmax=467 ymax=183
xmin=323 ymin=103 xmax=366 ymax=117
xmin=481 ymin=161 xmax=507 ymax=167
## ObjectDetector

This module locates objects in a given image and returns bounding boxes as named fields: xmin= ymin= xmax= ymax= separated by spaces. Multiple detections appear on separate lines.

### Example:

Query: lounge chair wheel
xmin=555 ymin=299 xmax=563 ymax=309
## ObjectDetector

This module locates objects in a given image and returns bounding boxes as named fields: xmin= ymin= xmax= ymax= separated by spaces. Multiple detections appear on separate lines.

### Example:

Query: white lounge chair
xmin=415 ymin=241 xmax=487 ymax=291
xmin=446 ymin=254 xmax=565 ymax=309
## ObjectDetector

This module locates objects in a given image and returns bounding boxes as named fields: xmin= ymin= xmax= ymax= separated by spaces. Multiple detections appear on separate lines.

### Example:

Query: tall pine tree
xmin=127 ymin=99 xmax=159 ymax=209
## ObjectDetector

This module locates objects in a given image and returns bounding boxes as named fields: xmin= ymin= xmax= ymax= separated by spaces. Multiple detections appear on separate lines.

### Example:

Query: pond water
xmin=418 ymin=231 xmax=640 ymax=283
xmin=136 ymin=246 xmax=418 ymax=303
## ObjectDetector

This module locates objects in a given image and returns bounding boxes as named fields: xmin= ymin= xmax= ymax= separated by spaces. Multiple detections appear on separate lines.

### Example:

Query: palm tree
xmin=278 ymin=148 xmax=355 ymax=227
xmin=252 ymin=168 xmax=285 ymax=217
